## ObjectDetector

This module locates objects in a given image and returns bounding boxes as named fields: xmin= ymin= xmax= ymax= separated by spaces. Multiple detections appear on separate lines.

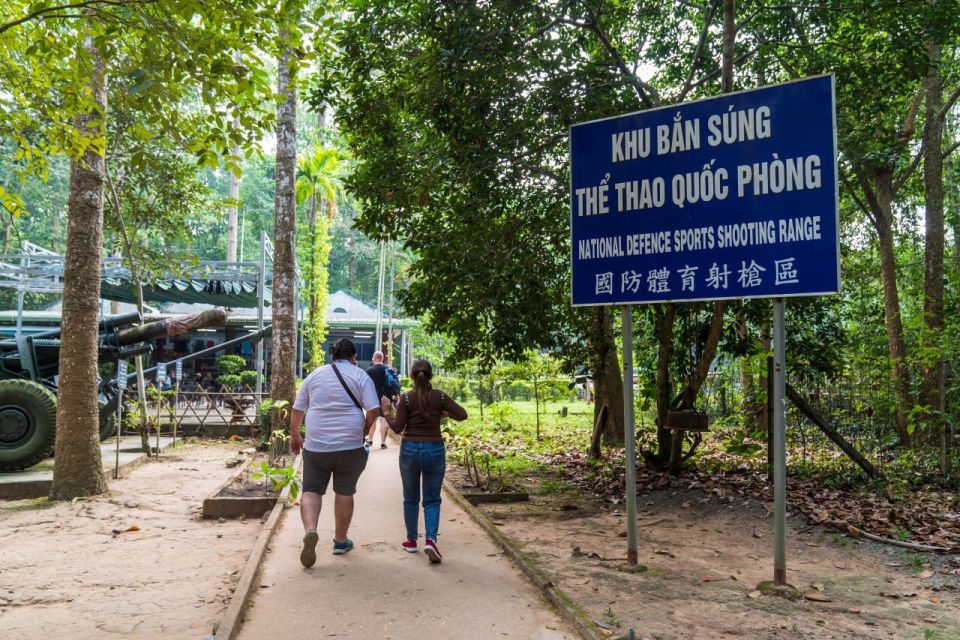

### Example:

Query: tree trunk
xmin=921 ymin=34 xmax=944 ymax=431
xmin=721 ymin=0 xmax=735 ymax=93
xmin=650 ymin=303 xmax=675 ymax=469
xmin=737 ymin=306 xmax=755 ymax=428
xmin=50 ymin=35 xmax=108 ymax=500
xmin=226 ymin=125 xmax=240 ymax=262
xmin=270 ymin=40 xmax=298 ymax=420
xmin=308 ymin=194 xmax=319 ymax=356
xmin=871 ymin=171 xmax=913 ymax=446
xmin=679 ymin=302 xmax=726 ymax=408
xmin=588 ymin=306 xmax=623 ymax=444
xmin=757 ymin=324 xmax=770 ymax=432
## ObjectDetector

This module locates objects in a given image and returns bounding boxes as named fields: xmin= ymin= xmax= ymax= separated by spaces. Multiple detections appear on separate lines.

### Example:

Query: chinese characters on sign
xmin=595 ymin=257 xmax=802 ymax=296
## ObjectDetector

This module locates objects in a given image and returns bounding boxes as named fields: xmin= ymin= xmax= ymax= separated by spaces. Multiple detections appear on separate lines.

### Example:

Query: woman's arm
xmin=385 ymin=394 xmax=407 ymax=433
xmin=440 ymin=393 xmax=468 ymax=421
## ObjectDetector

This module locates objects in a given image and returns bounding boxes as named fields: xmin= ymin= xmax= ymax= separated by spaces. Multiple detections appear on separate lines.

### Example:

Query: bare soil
xmin=447 ymin=465 xmax=960 ymax=640
xmin=218 ymin=453 xmax=277 ymax=499
xmin=0 ymin=442 xmax=264 ymax=640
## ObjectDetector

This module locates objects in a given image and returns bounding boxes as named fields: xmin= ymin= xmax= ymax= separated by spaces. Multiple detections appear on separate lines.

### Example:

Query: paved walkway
xmin=237 ymin=443 xmax=574 ymax=640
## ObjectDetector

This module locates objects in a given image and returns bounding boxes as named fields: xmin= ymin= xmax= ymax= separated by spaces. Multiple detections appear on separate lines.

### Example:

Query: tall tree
xmin=756 ymin=0 xmax=960 ymax=445
xmin=2 ymin=0 xmax=276 ymax=497
xmin=51 ymin=26 xmax=109 ymax=498
xmin=296 ymin=145 xmax=346 ymax=367
xmin=271 ymin=10 xmax=301 ymax=416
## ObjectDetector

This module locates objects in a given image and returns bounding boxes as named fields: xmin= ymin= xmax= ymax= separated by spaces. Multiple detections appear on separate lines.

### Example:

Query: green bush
xmin=217 ymin=374 xmax=241 ymax=389
xmin=239 ymin=370 xmax=258 ymax=388
xmin=216 ymin=354 xmax=246 ymax=375
xmin=487 ymin=402 xmax=519 ymax=429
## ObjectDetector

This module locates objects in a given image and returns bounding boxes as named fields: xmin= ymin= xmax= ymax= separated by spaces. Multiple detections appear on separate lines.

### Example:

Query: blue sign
xmin=570 ymin=75 xmax=839 ymax=306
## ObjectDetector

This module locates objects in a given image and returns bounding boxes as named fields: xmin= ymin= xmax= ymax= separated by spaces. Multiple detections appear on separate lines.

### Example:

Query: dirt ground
xmin=448 ymin=466 xmax=960 ymax=640
xmin=0 ymin=441 xmax=263 ymax=640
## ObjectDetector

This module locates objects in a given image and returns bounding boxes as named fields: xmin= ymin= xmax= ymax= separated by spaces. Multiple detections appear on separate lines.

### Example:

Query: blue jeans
xmin=398 ymin=441 xmax=446 ymax=542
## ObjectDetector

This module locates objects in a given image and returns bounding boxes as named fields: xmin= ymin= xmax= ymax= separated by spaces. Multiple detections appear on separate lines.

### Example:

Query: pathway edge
xmin=442 ymin=479 xmax=602 ymax=640
xmin=213 ymin=453 xmax=302 ymax=640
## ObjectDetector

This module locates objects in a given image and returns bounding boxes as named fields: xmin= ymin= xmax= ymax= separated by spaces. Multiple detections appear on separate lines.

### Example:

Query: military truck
xmin=0 ymin=308 xmax=230 ymax=471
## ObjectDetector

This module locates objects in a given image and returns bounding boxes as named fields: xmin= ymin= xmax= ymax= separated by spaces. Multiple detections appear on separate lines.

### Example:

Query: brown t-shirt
xmin=387 ymin=389 xmax=468 ymax=442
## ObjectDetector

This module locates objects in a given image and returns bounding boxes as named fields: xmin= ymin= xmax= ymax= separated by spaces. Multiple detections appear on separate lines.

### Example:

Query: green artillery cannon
xmin=0 ymin=307 xmax=232 ymax=472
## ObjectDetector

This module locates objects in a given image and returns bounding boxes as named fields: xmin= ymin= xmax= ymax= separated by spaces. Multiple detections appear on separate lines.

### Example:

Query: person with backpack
xmin=365 ymin=351 xmax=400 ymax=449
xmin=381 ymin=359 xmax=467 ymax=563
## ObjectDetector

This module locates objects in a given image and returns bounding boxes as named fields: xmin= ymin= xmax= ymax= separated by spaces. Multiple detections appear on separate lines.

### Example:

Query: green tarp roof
xmin=100 ymin=278 xmax=267 ymax=307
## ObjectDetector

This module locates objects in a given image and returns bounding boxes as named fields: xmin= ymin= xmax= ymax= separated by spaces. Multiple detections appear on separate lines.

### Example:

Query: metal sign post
xmin=155 ymin=362 xmax=166 ymax=458
xmin=114 ymin=359 xmax=128 ymax=479
xmin=772 ymin=299 xmax=787 ymax=584
xmin=174 ymin=360 xmax=183 ymax=447
xmin=621 ymin=305 xmax=639 ymax=565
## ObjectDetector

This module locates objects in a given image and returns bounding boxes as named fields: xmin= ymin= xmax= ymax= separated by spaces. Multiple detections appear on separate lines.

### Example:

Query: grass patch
xmin=537 ymin=478 xmax=569 ymax=494
xmin=0 ymin=497 xmax=57 ymax=513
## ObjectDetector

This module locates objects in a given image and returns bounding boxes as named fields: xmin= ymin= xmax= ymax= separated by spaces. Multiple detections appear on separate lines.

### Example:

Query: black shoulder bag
xmin=330 ymin=363 xmax=363 ymax=413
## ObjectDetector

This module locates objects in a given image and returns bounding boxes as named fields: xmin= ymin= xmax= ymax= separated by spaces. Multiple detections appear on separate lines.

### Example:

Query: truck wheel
xmin=0 ymin=380 xmax=57 ymax=472
xmin=99 ymin=409 xmax=118 ymax=441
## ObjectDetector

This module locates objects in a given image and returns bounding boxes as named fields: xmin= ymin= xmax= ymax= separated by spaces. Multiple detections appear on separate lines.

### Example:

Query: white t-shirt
xmin=293 ymin=360 xmax=380 ymax=453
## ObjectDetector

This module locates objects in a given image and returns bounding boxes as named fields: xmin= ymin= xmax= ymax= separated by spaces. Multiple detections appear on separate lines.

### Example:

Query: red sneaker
xmin=401 ymin=540 xmax=418 ymax=553
xmin=424 ymin=539 xmax=442 ymax=564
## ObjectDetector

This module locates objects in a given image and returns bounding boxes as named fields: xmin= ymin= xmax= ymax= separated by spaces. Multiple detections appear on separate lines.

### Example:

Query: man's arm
xmin=290 ymin=408 xmax=305 ymax=455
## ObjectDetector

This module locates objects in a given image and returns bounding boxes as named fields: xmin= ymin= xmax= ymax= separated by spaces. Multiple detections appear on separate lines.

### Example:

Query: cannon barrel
xmin=113 ymin=307 xmax=229 ymax=347
xmin=100 ymin=311 xmax=142 ymax=332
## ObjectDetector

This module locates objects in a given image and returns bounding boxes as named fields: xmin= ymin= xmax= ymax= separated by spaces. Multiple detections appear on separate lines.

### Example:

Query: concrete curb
xmin=213 ymin=453 xmax=302 ymax=640
xmin=442 ymin=479 xmax=602 ymax=640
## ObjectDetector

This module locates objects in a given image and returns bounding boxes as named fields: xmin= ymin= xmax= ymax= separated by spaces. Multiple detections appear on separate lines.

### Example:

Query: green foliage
xmin=239 ymin=371 xmax=259 ymax=388
xmin=216 ymin=355 xmax=247 ymax=376
xmin=296 ymin=144 xmax=349 ymax=368
xmin=252 ymin=461 xmax=302 ymax=501
xmin=216 ymin=374 xmax=241 ymax=389
xmin=724 ymin=431 xmax=763 ymax=458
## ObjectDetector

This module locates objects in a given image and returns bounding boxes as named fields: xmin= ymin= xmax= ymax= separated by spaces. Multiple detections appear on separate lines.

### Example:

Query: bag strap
xmin=330 ymin=363 xmax=363 ymax=413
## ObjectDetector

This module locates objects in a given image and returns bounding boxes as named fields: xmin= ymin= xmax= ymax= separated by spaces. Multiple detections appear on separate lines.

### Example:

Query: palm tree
xmin=295 ymin=145 xmax=347 ymax=368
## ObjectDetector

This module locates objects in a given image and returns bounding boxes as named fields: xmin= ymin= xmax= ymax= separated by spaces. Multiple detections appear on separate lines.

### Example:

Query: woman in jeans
xmin=383 ymin=359 xmax=467 ymax=563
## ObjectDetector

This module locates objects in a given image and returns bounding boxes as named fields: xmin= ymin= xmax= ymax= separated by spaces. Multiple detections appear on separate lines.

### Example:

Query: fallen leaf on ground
xmin=804 ymin=593 xmax=832 ymax=602
xmin=918 ymin=571 xmax=933 ymax=579
xmin=880 ymin=591 xmax=900 ymax=598
xmin=924 ymin=617 xmax=938 ymax=624
xmin=929 ymin=595 xmax=941 ymax=604
xmin=654 ymin=549 xmax=674 ymax=557
xmin=834 ymin=563 xmax=847 ymax=569
xmin=810 ymin=582 xmax=825 ymax=591
xmin=805 ymin=542 xmax=819 ymax=547
xmin=748 ymin=591 xmax=761 ymax=598
xmin=701 ymin=576 xmax=724 ymax=582
xmin=847 ymin=608 xmax=861 ymax=614
xmin=680 ymin=501 xmax=692 ymax=508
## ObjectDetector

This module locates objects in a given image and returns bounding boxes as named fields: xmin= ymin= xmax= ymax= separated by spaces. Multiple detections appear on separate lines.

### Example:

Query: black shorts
xmin=302 ymin=447 xmax=368 ymax=496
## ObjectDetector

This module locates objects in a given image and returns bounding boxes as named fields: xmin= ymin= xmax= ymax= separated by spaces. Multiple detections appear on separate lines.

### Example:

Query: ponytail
xmin=410 ymin=359 xmax=434 ymax=418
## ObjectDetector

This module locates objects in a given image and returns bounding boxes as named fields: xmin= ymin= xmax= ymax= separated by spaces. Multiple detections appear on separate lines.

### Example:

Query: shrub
xmin=217 ymin=374 xmax=241 ymax=389
xmin=216 ymin=354 xmax=247 ymax=375
xmin=239 ymin=370 xmax=258 ymax=388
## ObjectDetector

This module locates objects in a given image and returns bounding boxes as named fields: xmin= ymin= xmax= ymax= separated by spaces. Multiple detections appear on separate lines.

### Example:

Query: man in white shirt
xmin=290 ymin=338 xmax=380 ymax=568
